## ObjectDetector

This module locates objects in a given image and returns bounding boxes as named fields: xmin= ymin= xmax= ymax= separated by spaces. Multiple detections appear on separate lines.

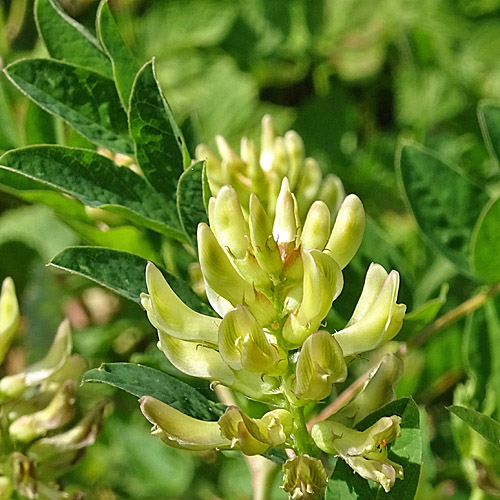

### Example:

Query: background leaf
xmin=478 ymin=100 xmax=500 ymax=168
xmin=471 ymin=196 xmax=500 ymax=282
xmin=5 ymin=59 xmax=132 ymax=154
xmin=96 ymin=0 xmax=137 ymax=107
xmin=448 ymin=405 xmax=500 ymax=451
xmin=49 ymin=246 xmax=212 ymax=315
xmin=397 ymin=143 xmax=489 ymax=274
xmin=176 ymin=160 xmax=209 ymax=247
xmin=84 ymin=362 xmax=224 ymax=421
xmin=0 ymin=146 xmax=184 ymax=239
xmin=129 ymin=59 xmax=188 ymax=196
xmin=35 ymin=0 xmax=112 ymax=78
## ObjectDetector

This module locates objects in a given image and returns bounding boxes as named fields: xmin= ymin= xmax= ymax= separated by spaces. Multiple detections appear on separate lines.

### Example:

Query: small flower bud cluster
xmin=196 ymin=115 xmax=345 ymax=221
xmin=141 ymin=124 xmax=407 ymax=498
xmin=0 ymin=278 xmax=107 ymax=500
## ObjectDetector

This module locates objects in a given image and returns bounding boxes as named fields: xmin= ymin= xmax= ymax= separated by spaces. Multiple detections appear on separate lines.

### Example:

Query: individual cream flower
xmin=218 ymin=406 xmax=293 ymax=455
xmin=289 ymin=331 xmax=347 ymax=405
xmin=311 ymin=416 xmax=404 ymax=492
xmin=140 ymin=397 xmax=292 ymax=456
xmin=333 ymin=264 xmax=406 ymax=357
xmin=282 ymin=455 xmax=328 ymax=500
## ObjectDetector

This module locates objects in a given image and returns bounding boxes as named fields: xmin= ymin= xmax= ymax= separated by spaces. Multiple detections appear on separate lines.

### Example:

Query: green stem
xmin=289 ymin=404 xmax=313 ymax=455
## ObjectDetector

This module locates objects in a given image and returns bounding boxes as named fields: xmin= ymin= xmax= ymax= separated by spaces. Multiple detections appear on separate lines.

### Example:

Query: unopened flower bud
xmin=9 ymin=380 xmax=76 ymax=443
xmin=28 ymin=401 xmax=108 ymax=462
xmin=273 ymin=178 xmax=298 ymax=244
xmin=0 ymin=320 xmax=72 ymax=399
xmin=0 ymin=277 xmax=19 ymax=364
xmin=218 ymin=406 xmax=292 ymax=455
xmin=333 ymin=265 xmax=406 ymax=356
xmin=140 ymin=396 xmax=231 ymax=451
xmin=301 ymin=201 xmax=331 ymax=251
xmin=218 ymin=305 xmax=287 ymax=375
xmin=284 ymin=130 xmax=305 ymax=190
xmin=260 ymin=115 xmax=277 ymax=172
xmin=216 ymin=135 xmax=245 ymax=170
xmin=296 ymin=158 xmax=322 ymax=220
xmin=249 ymin=194 xmax=282 ymax=276
xmin=282 ymin=455 xmax=328 ymax=500
xmin=333 ymin=353 xmax=404 ymax=426
xmin=318 ymin=173 xmax=345 ymax=216
xmin=311 ymin=416 xmax=404 ymax=492
xmin=291 ymin=331 xmax=347 ymax=404
xmin=283 ymin=250 xmax=343 ymax=346
xmin=211 ymin=185 xmax=249 ymax=260
xmin=142 ymin=262 xmax=219 ymax=345
xmin=197 ymin=223 xmax=255 ymax=307
xmin=195 ymin=144 xmax=223 ymax=190
xmin=324 ymin=194 xmax=365 ymax=269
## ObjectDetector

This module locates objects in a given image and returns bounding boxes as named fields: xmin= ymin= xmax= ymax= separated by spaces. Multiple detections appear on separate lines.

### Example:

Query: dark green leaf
xmin=479 ymin=101 xmax=500 ymax=169
xmin=83 ymin=362 xmax=224 ymax=421
xmin=327 ymin=398 xmax=422 ymax=500
xmin=96 ymin=0 xmax=137 ymax=107
xmin=397 ymin=143 xmax=488 ymax=274
xmin=326 ymin=457 xmax=373 ymax=499
xmin=35 ymin=0 xmax=112 ymax=78
xmin=57 ymin=217 xmax=160 ymax=263
xmin=129 ymin=60 xmax=189 ymax=196
xmin=0 ymin=146 xmax=184 ymax=238
xmin=448 ymin=405 xmax=500 ymax=452
xmin=471 ymin=196 xmax=500 ymax=282
xmin=49 ymin=246 xmax=213 ymax=315
xmin=176 ymin=160 xmax=209 ymax=247
xmin=4 ymin=59 xmax=132 ymax=154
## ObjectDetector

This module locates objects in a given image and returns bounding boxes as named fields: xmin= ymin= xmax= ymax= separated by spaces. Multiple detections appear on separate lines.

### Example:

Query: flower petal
xmin=144 ymin=262 xmax=219 ymax=345
xmin=140 ymin=396 xmax=231 ymax=451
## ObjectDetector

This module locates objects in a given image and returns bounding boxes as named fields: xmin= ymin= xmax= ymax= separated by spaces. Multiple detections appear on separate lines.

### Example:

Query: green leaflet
xmin=83 ymin=362 xmax=224 ymax=421
xmin=129 ymin=60 xmax=189 ymax=196
xmin=448 ymin=405 xmax=500 ymax=452
xmin=326 ymin=398 xmax=422 ymax=500
xmin=49 ymin=246 xmax=213 ymax=315
xmin=0 ymin=146 xmax=184 ymax=239
xmin=397 ymin=143 xmax=488 ymax=275
xmin=57 ymin=217 xmax=160 ymax=264
xmin=96 ymin=0 xmax=137 ymax=108
xmin=5 ymin=59 xmax=132 ymax=154
xmin=471 ymin=196 xmax=500 ymax=282
xmin=177 ymin=160 xmax=209 ymax=247
xmin=478 ymin=100 xmax=500 ymax=169
xmin=35 ymin=0 xmax=112 ymax=78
